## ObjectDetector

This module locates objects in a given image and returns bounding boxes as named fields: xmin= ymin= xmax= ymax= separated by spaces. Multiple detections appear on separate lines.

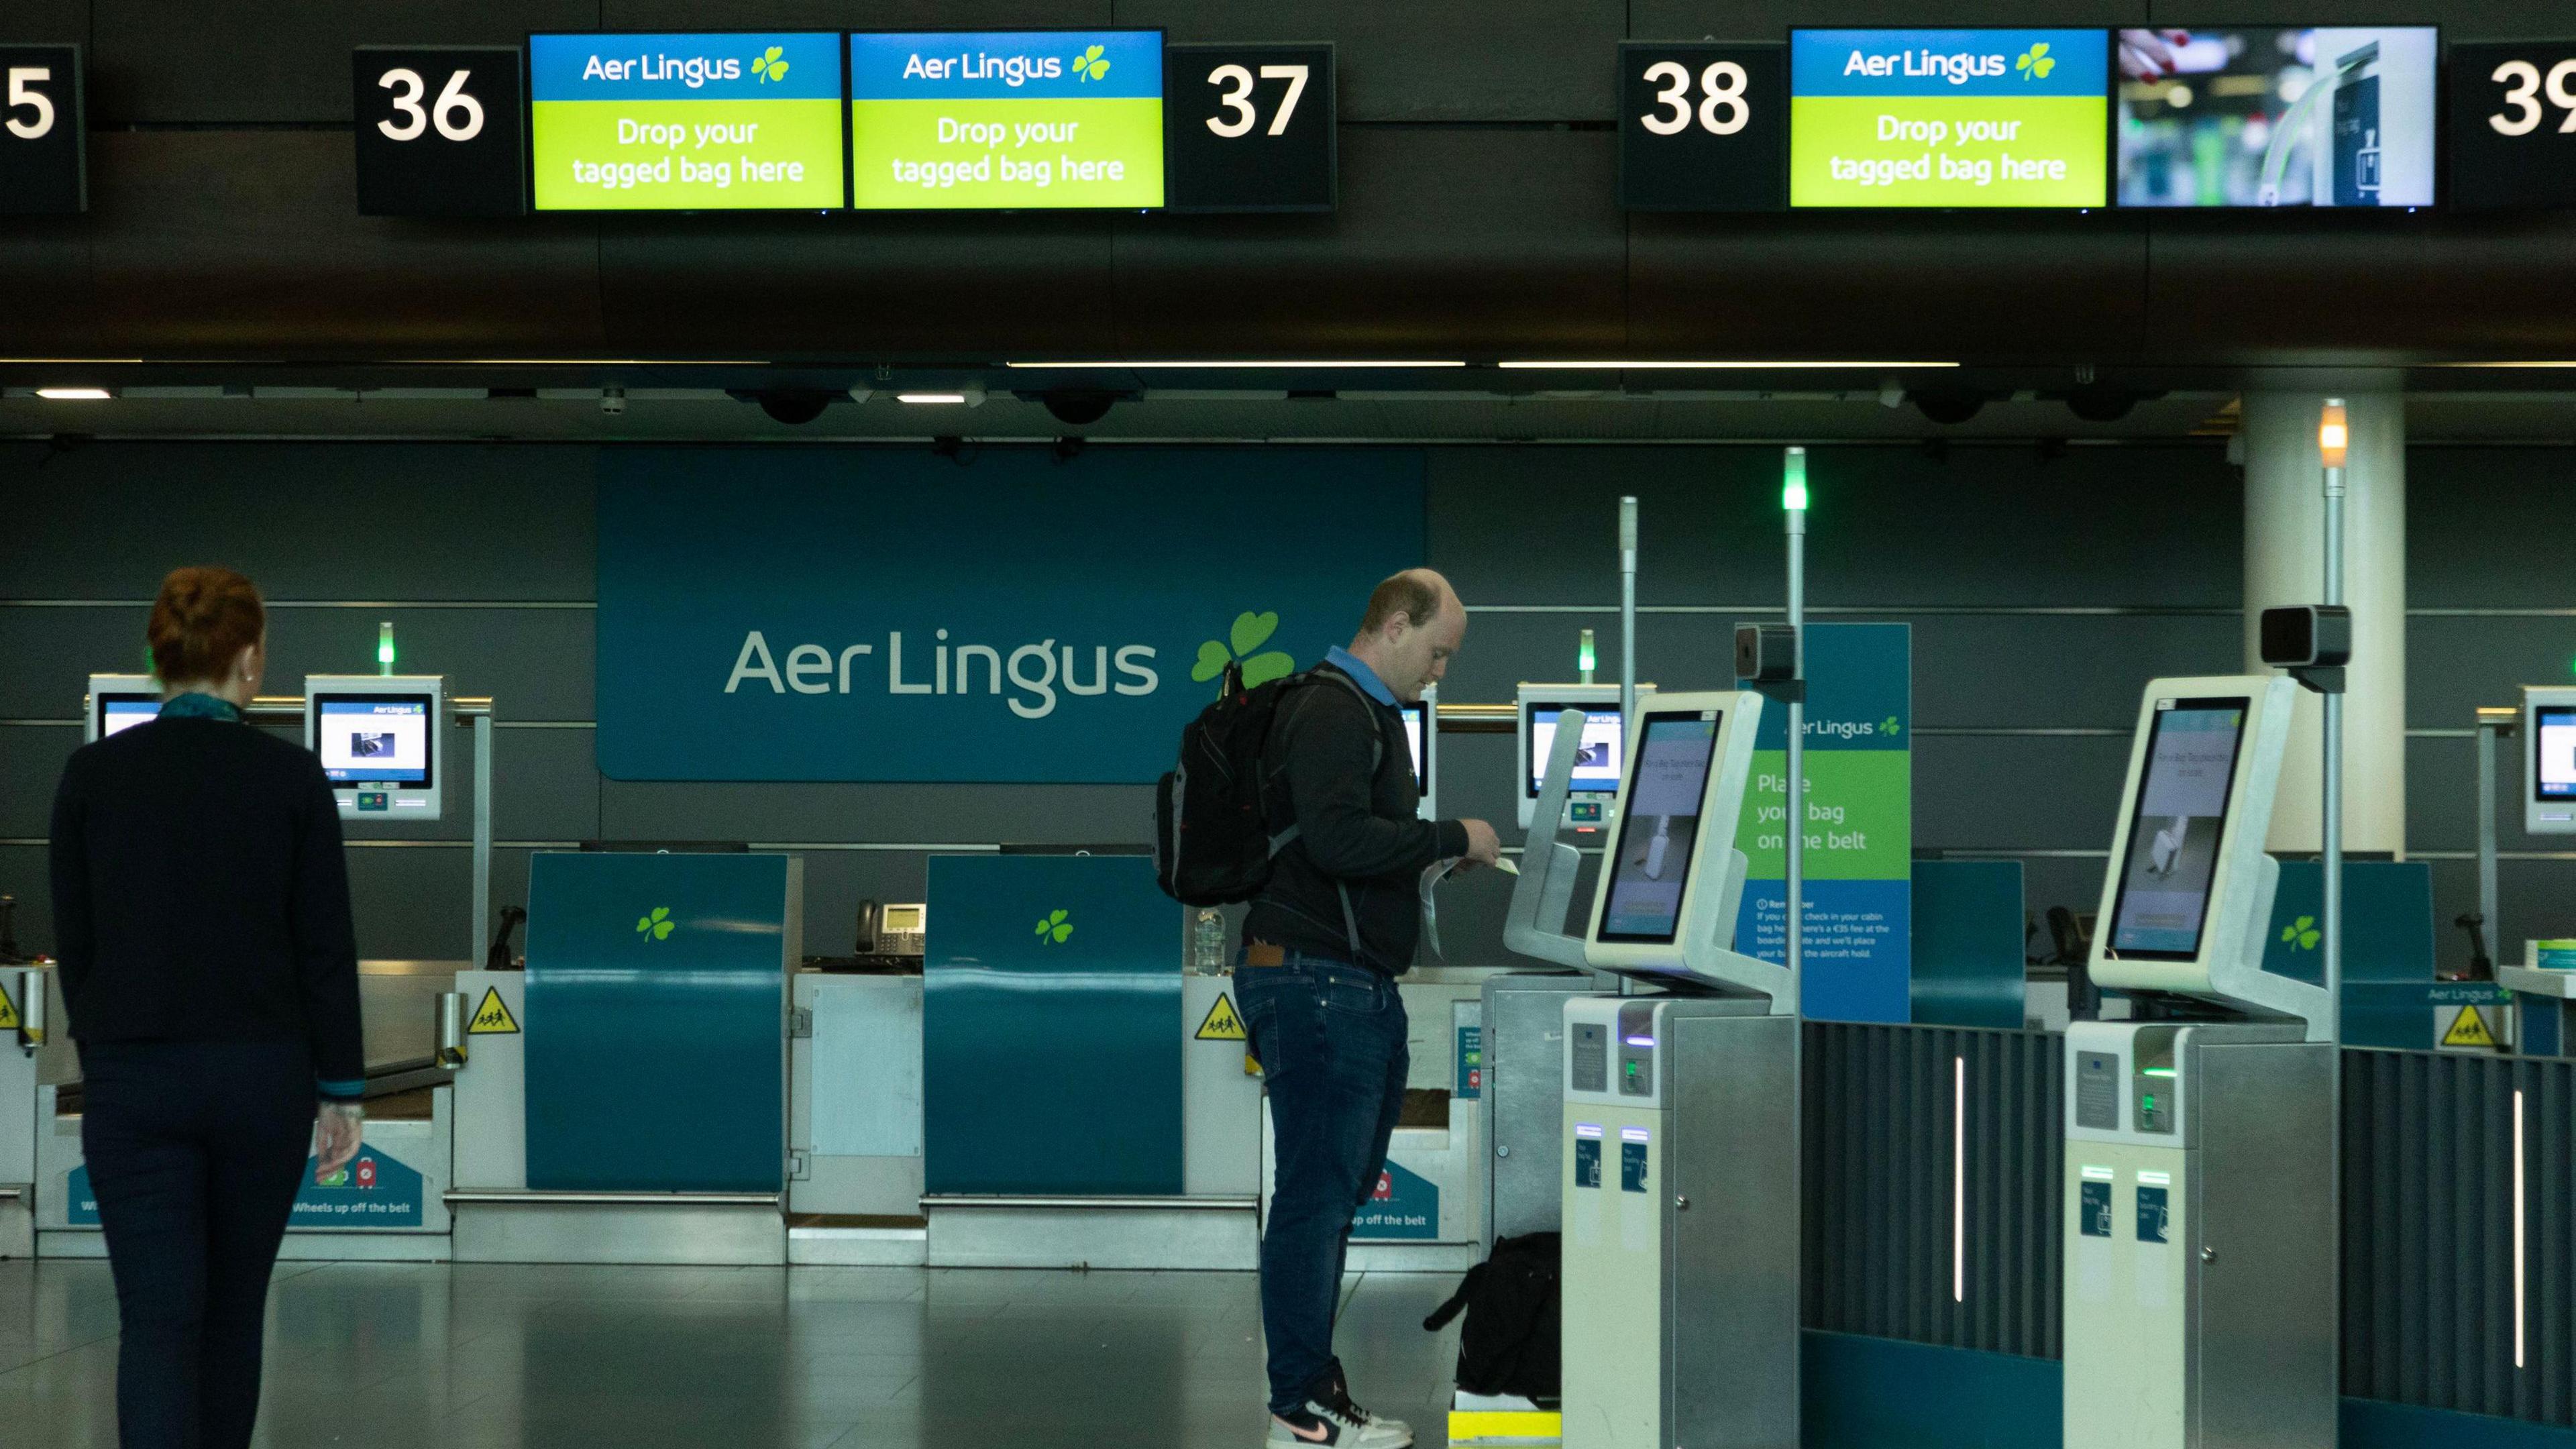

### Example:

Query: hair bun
xmin=146 ymin=566 xmax=266 ymax=688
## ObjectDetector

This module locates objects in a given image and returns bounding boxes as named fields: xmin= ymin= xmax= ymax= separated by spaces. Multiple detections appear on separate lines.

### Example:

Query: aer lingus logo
xmin=1071 ymin=44 xmax=1111 ymax=83
xmin=637 ymin=906 xmax=675 ymax=942
xmin=1034 ymin=908 xmax=1075 ymax=945
xmin=1193 ymin=610 xmax=1295 ymax=692
xmin=2279 ymin=915 xmax=2321 ymax=952
xmin=2015 ymin=43 xmax=2055 ymax=80
xmin=749 ymin=46 xmax=790 ymax=83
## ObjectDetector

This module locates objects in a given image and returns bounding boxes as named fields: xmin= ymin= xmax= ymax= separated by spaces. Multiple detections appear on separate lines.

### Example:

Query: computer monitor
xmin=2090 ymin=674 xmax=2316 ymax=1028
xmin=305 ymin=675 xmax=445 ymax=821
xmin=1401 ymin=686 xmax=1438 ymax=820
xmin=2529 ymin=687 xmax=2576 ymax=835
xmin=1515 ymin=682 xmax=1654 ymax=830
xmin=1580 ymin=690 xmax=1766 ymax=984
xmin=85 ymin=674 xmax=159 ymax=743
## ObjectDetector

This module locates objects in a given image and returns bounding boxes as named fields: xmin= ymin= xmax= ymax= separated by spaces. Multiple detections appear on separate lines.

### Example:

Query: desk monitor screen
xmin=97 ymin=694 xmax=160 ymax=739
xmin=1525 ymin=702 xmax=1625 ymax=800
xmin=2106 ymin=697 xmax=2249 ymax=958
xmin=2538 ymin=706 xmax=2576 ymax=802
xmin=1597 ymin=711 xmax=1723 ymax=944
xmin=1399 ymin=703 xmax=1428 ymax=793
xmin=315 ymin=695 xmax=435 ymax=786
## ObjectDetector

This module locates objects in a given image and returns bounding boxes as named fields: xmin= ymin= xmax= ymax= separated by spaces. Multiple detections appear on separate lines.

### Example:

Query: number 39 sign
xmin=352 ymin=46 xmax=526 ymax=217
xmin=2450 ymin=41 xmax=2576 ymax=211
xmin=1619 ymin=42 xmax=1785 ymax=212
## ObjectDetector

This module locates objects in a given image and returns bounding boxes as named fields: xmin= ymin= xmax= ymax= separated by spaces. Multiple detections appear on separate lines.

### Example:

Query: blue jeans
xmin=1238 ymin=949 xmax=1410 ymax=1415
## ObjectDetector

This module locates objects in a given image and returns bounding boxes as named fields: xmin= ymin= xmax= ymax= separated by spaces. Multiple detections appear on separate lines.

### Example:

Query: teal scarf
xmin=158 ymin=692 xmax=244 ymax=723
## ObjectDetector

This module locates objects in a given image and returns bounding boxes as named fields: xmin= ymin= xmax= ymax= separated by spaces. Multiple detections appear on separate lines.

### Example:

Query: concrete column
xmin=2242 ymin=392 xmax=2407 ymax=856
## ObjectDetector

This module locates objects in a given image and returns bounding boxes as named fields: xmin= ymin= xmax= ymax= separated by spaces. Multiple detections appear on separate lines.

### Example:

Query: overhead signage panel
xmin=1165 ymin=42 xmax=1334 ymax=213
xmin=2447 ymin=40 xmax=2576 ymax=211
xmin=1619 ymin=42 xmax=1788 ymax=211
xmin=0 ymin=45 xmax=86 ymax=215
xmin=850 ymin=30 xmax=1164 ymax=210
xmin=1790 ymin=28 xmax=2110 ymax=209
xmin=529 ymin=32 xmax=846 ymax=212
xmin=353 ymin=47 xmax=527 ymax=218
xmin=2116 ymin=27 xmax=2436 ymax=208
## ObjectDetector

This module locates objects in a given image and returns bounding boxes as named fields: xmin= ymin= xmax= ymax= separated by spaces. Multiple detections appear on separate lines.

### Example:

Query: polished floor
xmin=1 ymin=1259 xmax=1466 ymax=1448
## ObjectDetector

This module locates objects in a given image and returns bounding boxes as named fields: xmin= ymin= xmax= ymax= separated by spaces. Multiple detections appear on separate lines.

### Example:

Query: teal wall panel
xmin=924 ymin=855 xmax=1182 ymax=1195
xmin=1911 ymin=859 xmax=2027 ymax=1030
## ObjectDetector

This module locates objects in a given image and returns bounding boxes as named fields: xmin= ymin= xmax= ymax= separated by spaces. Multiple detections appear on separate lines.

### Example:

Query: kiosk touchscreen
xmin=305 ymin=676 xmax=445 ymax=821
xmin=1515 ymin=682 xmax=1652 ymax=830
xmin=85 ymin=674 xmax=160 ymax=743
xmin=2529 ymin=686 xmax=2576 ymax=835
xmin=1401 ymin=686 xmax=1438 ymax=822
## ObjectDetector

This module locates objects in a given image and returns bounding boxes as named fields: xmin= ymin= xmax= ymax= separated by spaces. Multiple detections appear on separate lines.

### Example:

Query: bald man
xmin=1239 ymin=568 xmax=1501 ymax=1448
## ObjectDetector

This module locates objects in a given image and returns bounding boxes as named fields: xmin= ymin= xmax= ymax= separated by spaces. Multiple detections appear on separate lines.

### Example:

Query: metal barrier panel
xmin=1802 ymin=1023 xmax=2062 ymax=1358
xmin=2343 ymin=1051 xmax=2574 ymax=1428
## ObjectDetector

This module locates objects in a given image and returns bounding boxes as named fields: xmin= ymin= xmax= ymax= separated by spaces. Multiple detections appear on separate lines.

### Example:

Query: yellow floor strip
xmin=1446 ymin=1408 xmax=1563 ymax=1443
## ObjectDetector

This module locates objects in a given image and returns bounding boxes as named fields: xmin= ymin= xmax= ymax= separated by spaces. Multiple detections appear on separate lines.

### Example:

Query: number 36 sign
xmin=352 ymin=46 xmax=526 ymax=217
xmin=1620 ymin=43 xmax=1785 ymax=212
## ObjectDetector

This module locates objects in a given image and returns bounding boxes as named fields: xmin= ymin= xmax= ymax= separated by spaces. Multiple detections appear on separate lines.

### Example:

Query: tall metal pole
xmin=1784 ymin=451 xmax=1807 ymax=996
xmin=1619 ymin=496 xmax=1639 ymax=734
xmin=2320 ymin=401 xmax=2345 ymax=1046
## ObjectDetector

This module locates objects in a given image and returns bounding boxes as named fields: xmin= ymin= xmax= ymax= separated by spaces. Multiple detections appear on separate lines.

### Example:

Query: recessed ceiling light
xmin=35 ymin=387 xmax=113 ymax=400
xmin=1004 ymin=360 xmax=1466 ymax=370
xmin=1497 ymin=360 xmax=1959 ymax=370
xmin=896 ymin=392 xmax=969 ymax=405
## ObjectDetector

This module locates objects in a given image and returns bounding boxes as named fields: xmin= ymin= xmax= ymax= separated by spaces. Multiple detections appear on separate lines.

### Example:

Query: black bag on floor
xmin=1422 ymin=1231 xmax=1560 ymax=1402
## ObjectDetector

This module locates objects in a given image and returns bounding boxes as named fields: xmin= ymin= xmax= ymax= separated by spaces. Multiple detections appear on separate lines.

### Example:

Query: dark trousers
xmin=80 ymin=1039 xmax=315 ymax=1449
xmin=1238 ymin=951 xmax=1410 ymax=1415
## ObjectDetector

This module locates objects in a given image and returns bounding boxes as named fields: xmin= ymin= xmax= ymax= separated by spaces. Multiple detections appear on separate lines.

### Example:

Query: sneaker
xmin=1320 ymin=1367 xmax=1412 ymax=1444
xmin=1267 ymin=1403 xmax=1409 ymax=1449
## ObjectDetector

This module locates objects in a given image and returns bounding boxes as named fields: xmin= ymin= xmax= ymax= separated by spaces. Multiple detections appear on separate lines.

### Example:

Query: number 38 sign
xmin=2449 ymin=42 xmax=2576 ymax=210
xmin=352 ymin=46 xmax=526 ymax=217
xmin=1619 ymin=43 xmax=1785 ymax=212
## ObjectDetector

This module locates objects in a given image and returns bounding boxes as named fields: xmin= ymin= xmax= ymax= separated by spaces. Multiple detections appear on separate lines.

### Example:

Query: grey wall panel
xmin=1122 ymin=0 xmax=1623 ymax=121
xmin=2406 ymin=735 xmax=2534 ymax=856
xmin=2147 ymin=0 xmax=2576 ymax=37
xmin=1913 ymin=735 xmax=2133 ymax=851
xmin=0 ymin=2 xmax=89 ymax=44
xmin=89 ymin=0 xmax=595 ymax=125
xmin=1631 ymin=1 xmax=2147 ymax=41
xmin=2412 ymin=449 xmax=2576 ymax=610
xmin=597 ymin=780 xmax=1152 ymax=846
xmin=0 ymin=219 xmax=93 ymax=355
xmin=0 ymin=728 xmax=78 ymax=839
xmin=1628 ymin=212 xmax=2148 ymax=362
xmin=2408 ymin=618 xmax=2576 ymax=731
xmin=1428 ymin=445 xmax=1786 ymax=608
xmin=84 ymin=133 xmax=608 ymax=356
xmin=605 ymin=1 xmax=1107 ymax=30
xmin=0 ymin=442 xmax=597 ymax=602
xmin=1114 ymin=129 xmax=1625 ymax=358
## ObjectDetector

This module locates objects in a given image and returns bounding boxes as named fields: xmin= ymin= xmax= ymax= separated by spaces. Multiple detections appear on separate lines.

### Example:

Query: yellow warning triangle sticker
xmin=1195 ymin=991 xmax=1246 ymax=1041
xmin=2442 ymin=1004 xmax=2497 ymax=1049
xmin=0 ymin=983 xmax=17 ymax=1032
xmin=468 ymin=987 xmax=520 ymax=1036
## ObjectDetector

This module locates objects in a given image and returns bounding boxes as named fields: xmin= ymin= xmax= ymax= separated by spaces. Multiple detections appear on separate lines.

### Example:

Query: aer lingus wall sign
xmin=594 ymin=447 xmax=1425 ymax=784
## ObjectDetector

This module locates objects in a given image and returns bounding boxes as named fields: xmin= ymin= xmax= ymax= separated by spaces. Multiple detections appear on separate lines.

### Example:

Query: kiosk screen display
xmin=1527 ymin=703 xmax=1625 ymax=800
xmin=97 ymin=695 xmax=159 ymax=739
xmin=1599 ymin=711 xmax=1722 ymax=943
xmin=1399 ymin=703 xmax=1428 ymax=793
xmin=2114 ymin=27 xmax=2436 ymax=208
xmin=2108 ymin=698 xmax=2249 ymax=957
xmin=2538 ymin=706 xmax=2576 ymax=802
xmin=317 ymin=696 xmax=434 ymax=786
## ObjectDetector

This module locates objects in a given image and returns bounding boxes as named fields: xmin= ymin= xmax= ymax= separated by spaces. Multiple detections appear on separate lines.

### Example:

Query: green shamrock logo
xmin=750 ymin=46 xmax=789 ymax=83
xmin=636 ymin=906 xmax=674 ymax=941
xmin=1880 ymin=715 xmax=1901 ymax=738
xmin=2015 ymin=43 xmax=2054 ymax=80
xmin=1191 ymin=610 xmax=1296 ymax=692
xmin=1072 ymin=44 xmax=1110 ymax=83
xmin=1034 ymin=908 xmax=1074 ymax=945
xmin=2279 ymin=915 xmax=2321 ymax=951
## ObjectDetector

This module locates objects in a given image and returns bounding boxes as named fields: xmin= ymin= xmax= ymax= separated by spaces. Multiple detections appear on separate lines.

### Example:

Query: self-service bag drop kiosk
xmin=1515 ymin=690 xmax=1798 ymax=1449
xmin=2064 ymin=674 xmax=2336 ymax=1449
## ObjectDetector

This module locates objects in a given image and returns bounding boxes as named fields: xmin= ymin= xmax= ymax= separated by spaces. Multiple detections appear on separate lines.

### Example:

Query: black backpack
xmin=1152 ymin=663 xmax=1377 ymax=910
xmin=1422 ymin=1231 xmax=1562 ymax=1403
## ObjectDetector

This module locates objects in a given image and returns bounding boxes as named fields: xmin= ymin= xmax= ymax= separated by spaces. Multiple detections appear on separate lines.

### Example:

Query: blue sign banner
xmin=531 ymin=33 xmax=845 ymax=103
xmin=596 ymin=447 xmax=1427 ymax=782
xmin=850 ymin=30 xmax=1163 ymax=101
xmin=1352 ymin=1157 xmax=1440 ymax=1240
xmin=70 ymin=1145 xmax=425 ymax=1229
xmin=1791 ymin=29 xmax=2111 ymax=99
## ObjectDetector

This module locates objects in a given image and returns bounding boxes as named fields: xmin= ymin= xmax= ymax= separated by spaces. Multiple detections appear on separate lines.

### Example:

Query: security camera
xmin=600 ymin=387 xmax=626 ymax=417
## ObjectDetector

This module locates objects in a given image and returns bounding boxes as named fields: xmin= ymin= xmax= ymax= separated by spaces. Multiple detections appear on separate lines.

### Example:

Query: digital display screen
xmin=1399 ymin=703 xmax=1429 ymax=793
xmin=2538 ymin=706 xmax=2576 ymax=801
xmin=849 ymin=31 xmax=1164 ymax=209
xmin=1790 ymin=28 xmax=2110 ymax=208
xmin=1527 ymin=703 xmax=1625 ymax=799
xmin=1599 ymin=712 xmax=1721 ymax=943
xmin=529 ymin=32 xmax=847 ymax=211
xmin=97 ymin=696 xmax=159 ymax=738
xmin=317 ymin=697 xmax=433 ymax=786
xmin=2115 ymin=27 xmax=2436 ymax=207
xmin=2108 ymin=698 xmax=2249 ymax=958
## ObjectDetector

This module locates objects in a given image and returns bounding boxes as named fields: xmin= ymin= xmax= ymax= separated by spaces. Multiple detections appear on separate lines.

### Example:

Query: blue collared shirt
xmin=1324 ymin=645 xmax=1398 ymax=707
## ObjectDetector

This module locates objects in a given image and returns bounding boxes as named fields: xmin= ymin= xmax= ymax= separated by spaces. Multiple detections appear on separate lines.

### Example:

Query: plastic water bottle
xmin=1192 ymin=908 xmax=1228 ymax=973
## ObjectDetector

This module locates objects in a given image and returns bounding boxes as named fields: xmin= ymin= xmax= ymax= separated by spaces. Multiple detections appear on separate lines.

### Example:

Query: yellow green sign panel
xmin=1790 ymin=30 xmax=2109 ymax=208
xmin=530 ymin=33 xmax=846 ymax=211
xmin=850 ymin=32 xmax=1165 ymax=210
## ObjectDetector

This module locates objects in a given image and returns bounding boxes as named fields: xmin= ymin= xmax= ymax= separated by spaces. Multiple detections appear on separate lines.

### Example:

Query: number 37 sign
xmin=1620 ymin=43 xmax=1785 ymax=212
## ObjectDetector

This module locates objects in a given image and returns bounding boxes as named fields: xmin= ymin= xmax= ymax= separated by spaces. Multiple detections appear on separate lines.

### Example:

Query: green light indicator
xmin=377 ymin=621 xmax=396 ymax=676
xmin=1578 ymin=628 xmax=1597 ymax=676
xmin=1782 ymin=446 xmax=1809 ymax=512
xmin=2142 ymin=1095 xmax=2157 ymax=1111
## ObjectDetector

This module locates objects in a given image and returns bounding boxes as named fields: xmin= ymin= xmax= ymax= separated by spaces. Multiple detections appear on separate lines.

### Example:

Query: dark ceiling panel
xmin=604 ymin=0 xmax=1112 ymax=26
xmin=89 ymin=0 xmax=596 ymax=125
xmin=1629 ymin=210 xmax=2149 ymax=364
xmin=0 ymin=1 xmax=90 ymax=46
xmin=1121 ymin=0 xmax=1624 ymax=122
xmin=84 ymin=132 xmax=606 ymax=356
xmin=1630 ymin=1 xmax=2148 ymax=40
xmin=1112 ymin=128 xmax=1627 ymax=358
